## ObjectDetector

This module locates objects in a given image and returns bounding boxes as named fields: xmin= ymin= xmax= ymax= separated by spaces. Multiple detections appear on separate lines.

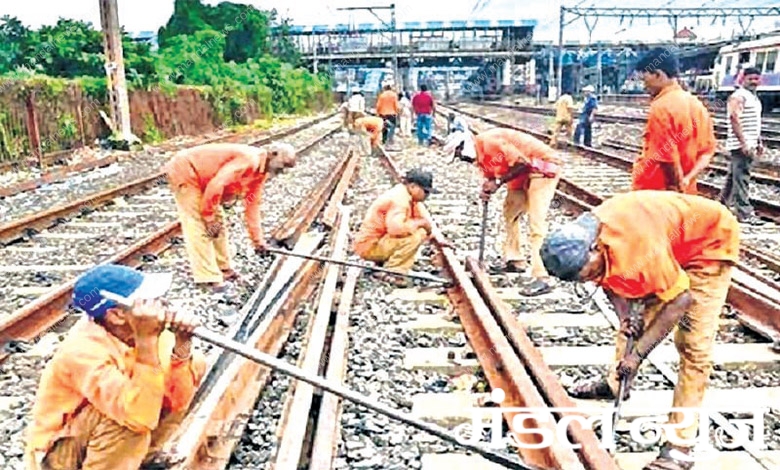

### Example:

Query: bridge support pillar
xmin=502 ymin=58 xmax=512 ymax=95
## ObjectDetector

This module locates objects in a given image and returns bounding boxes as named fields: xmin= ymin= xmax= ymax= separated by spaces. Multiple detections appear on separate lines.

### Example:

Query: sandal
xmin=221 ymin=269 xmax=240 ymax=282
xmin=642 ymin=443 xmax=694 ymax=470
xmin=519 ymin=278 xmax=554 ymax=297
xmin=568 ymin=377 xmax=629 ymax=400
xmin=371 ymin=271 xmax=409 ymax=288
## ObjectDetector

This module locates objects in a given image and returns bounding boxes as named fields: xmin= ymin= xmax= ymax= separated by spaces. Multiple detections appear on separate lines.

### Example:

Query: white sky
xmin=2 ymin=1 xmax=779 ymax=42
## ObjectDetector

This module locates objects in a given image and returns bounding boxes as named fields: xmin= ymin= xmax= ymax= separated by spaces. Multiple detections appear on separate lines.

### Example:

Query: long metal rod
xmin=478 ymin=200 xmax=489 ymax=263
xmin=611 ymin=334 xmax=634 ymax=450
xmin=264 ymin=246 xmax=450 ymax=284
xmin=99 ymin=290 xmax=539 ymax=470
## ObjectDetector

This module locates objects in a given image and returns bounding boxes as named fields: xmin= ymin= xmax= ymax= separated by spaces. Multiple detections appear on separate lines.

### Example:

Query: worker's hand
xmin=165 ymin=309 xmax=200 ymax=340
xmin=740 ymin=144 xmax=757 ymax=158
xmin=126 ymin=299 xmax=167 ymax=339
xmin=254 ymin=240 xmax=270 ymax=256
xmin=482 ymin=179 xmax=500 ymax=194
xmin=680 ymin=175 xmax=692 ymax=191
xmin=205 ymin=220 xmax=222 ymax=238
xmin=757 ymin=143 xmax=765 ymax=158
xmin=416 ymin=218 xmax=432 ymax=234
xmin=619 ymin=315 xmax=644 ymax=338
xmin=617 ymin=352 xmax=642 ymax=380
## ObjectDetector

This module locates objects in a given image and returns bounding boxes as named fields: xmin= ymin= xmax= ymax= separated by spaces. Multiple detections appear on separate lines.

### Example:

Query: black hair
xmin=420 ymin=84 xmax=428 ymax=92
xmin=743 ymin=67 xmax=761 ymax=76
xmin=634 ymin=47 xmax=679 ymax=78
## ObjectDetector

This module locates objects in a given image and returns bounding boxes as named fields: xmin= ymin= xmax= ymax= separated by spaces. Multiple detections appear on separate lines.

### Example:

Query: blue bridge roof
xmin=275 ymin=19 xmax=537 ymax=34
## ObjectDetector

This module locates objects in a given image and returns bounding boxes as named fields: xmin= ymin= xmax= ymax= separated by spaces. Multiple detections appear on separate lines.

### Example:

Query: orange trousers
xmin=359 ymin=228 xmax=427 ymax=273
xmin=26 ymin=404 xmax=185 ymax=470
xmin=171 ymin=183 xmax=233 ymax=284
xmin=502 ymin=175 xmax=561 ymax=278
xmin=607 ymin=263 xmax=733 ymax=446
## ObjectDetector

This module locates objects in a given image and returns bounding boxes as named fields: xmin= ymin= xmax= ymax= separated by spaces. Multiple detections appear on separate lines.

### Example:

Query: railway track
xmin=0 ymin=116 xmax=361 ymax=468
xmin=1 ymin=111 xmax=778 ymax=470
xmin=452 ymin=102 xmax=780 ymax=286
xmin=429 ymin=104 xmax=780 ymax=468
xmin=0 ymin=116 xmax=342 ymax=357
xmin=473 ymin=101 xmax=780 ymax=150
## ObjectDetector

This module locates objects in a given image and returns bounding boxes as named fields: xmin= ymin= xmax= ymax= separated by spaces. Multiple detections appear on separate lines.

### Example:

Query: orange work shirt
xmin=376 ymin=90 xmax=399 ymax=116
xmin=165 ymin=143 xmax=268 ymax=244
xmin=353 ymin=183 xmax=424 ymax=257
xmin=593 ymin=190 xmax=739 ymax=301
xmin=474 ymin=128 xmax=562 ymax=190
xmin=26 ymin=318 xmax=207 ymax=454
xmin=632 ymin=83 xmax=716 ymax=194
xmin=354 ymin=116 xmax=384 ymax=145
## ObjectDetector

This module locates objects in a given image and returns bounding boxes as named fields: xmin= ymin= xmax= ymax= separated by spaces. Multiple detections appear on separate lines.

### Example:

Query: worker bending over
xmin=540 ymin=191 xmax=739 ymax=470
xmin=25 ymin=264 xmax=207 ymax=469
xmin=445 ymin=127 xmax=563 ymax=296
xmin=354 ymin=115 xmax=385 ymax=156
xmin=632 ymin=48 xmax=716 ymax=194
xmin=165 ymin=142 xmax=296 ymax=292
xmin=353 ymin=169 xmax=436 ymax=287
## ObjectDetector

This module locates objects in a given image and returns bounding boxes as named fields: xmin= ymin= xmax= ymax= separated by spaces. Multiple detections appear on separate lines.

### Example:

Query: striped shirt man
xmin=719 ymin=67 xmax=764 ymax=225
xmin=725 ymin=86 xmax=762 ymax=151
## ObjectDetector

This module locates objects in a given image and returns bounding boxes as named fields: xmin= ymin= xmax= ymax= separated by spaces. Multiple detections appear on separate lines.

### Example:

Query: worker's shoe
xmin=740 ymin=215 xmax=765 ymax=226
xmin=642 ymin=443 xmax=695 ymax=470
xmin=519 ymin=277 xmax=555 ymax=297
xmin=199 ymin=282 xmax=228 ymax=294
xmin=568 ymin=377 xmax=630 ymax=401
xmin=490 ymin=260 xmax=526 ymax=275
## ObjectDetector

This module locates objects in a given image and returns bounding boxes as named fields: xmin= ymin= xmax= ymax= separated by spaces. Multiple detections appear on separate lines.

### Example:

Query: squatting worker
xmin=353 ymin=169 xmax=437 ymax=287
xmin=376 ymin=84 xmax=399 ymax=145
xmin=25 ymin=264 xmax=207 ymax=469
xmin=354 ymin=115 xmax=384 ymax=156
xmin=540 ymin=190 xmax=739 ymax=470
xmin=632 ymin=48 xmax=716 ymax=195
xmin=445 ymin=127 xmax=563 ymax=296
xmin=164 ymin=142 xmax=297 ymax=292
xmin=550 ymin=88 xmax=575 ymax=148
xmin=720 ymin=66 xmax=765 ymax=226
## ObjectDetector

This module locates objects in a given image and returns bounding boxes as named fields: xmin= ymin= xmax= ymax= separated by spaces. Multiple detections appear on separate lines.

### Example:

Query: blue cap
xmin=540 ymin=212 xmax=600 ymax=281
xmin=72 ymin=264 xmax=173 ymax=320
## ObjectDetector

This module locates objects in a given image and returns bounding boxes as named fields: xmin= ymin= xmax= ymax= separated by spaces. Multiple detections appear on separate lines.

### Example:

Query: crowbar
xmin=478 ymin=199 xmax=489 ymax=264
xmin=612 ymin=301 xmax=642 ymax=449
xmin=263 ymin=246 xmax=451 ymax=285
xmin=100 ymin=291 xmax=542 ymax=470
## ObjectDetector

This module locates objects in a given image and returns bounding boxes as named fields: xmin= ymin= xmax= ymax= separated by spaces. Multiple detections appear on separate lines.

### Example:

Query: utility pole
xmin=337 ymin=4 xmax=398 ymax=90
xmin=99 ymin=0 xmax=139 ymax=146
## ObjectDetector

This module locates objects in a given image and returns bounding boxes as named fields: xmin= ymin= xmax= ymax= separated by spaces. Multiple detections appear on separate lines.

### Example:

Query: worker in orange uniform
xmin=549 ymin=88 xmax=575 ymax=148
xmin=164 ymin=142 xmax=297 ymax=293
xmin=376 ymin=84 xmax=399 ymax=146
xmin=25 ymin=264 xmax=207 ymax=470
xmin=353 ymin=168 xmax=437 ymax=287
xmin=632 ymin=48 xmax=716 ymax=194
xmin=354 ymin=115 xmax=384 ymax=156
xmin=445 ymin=127 xmax=563 ymax=296
xmin=540 ymin=191 xmax=739 ymax=470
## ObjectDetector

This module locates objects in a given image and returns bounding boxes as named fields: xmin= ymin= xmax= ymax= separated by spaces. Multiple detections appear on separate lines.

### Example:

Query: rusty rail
xmin=0 ymin=221 xmax=180 ymax=355
xmin=452 ymin=104 xmax=780 ymax=343
xmin=0 ymin=115 xmax=339 ymax=246
xmin=272 ymin=206 xmax=351 ymax=470
xmin=149 ymin=146 xmax=361 ymax=469
xmin=378 ymin=147 xmax=607 ymax=469
xmin=0 ymin=130 xmax=341 ymax=358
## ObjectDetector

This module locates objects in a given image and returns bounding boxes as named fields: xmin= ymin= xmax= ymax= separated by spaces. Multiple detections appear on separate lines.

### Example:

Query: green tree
xmin=0 ymin=15 xmax=30 ymax=73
